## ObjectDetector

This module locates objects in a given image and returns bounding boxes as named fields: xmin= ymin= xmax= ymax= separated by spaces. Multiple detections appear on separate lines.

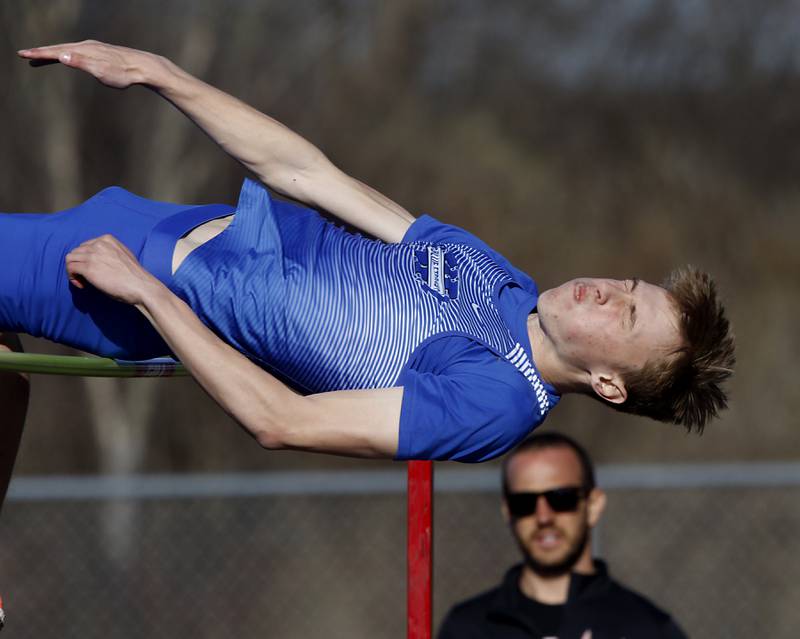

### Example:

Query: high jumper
xmin=2 ymin=41 xmax=734 ymax=467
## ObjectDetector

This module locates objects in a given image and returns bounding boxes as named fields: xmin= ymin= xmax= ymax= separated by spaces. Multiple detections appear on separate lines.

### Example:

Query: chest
xmin=410 ymin=243 xmax=516 ymax=349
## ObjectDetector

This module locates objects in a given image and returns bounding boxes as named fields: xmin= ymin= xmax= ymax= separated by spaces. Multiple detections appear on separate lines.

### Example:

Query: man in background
xmin=438 ymin=432 xmax=688 ymax=639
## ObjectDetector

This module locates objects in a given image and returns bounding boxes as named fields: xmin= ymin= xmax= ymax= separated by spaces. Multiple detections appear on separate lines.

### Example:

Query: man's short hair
xmin=612 ymin=267 xmax=735 ymax=431
xmin=502 ymin=431 xmax=596 ymax=495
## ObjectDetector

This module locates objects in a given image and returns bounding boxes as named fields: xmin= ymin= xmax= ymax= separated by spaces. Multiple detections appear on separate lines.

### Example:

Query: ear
xmin=501 ymin=499 xmax=511 ymax=525
xmin=590 ymin=371 xmax=627 ymax=405
xmin=586 ymin=488 xmax=606 ymax=528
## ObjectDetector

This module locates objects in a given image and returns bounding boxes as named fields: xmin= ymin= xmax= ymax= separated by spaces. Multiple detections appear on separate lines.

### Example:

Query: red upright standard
xmin=407 ymin=460 xmax=433 ymax=639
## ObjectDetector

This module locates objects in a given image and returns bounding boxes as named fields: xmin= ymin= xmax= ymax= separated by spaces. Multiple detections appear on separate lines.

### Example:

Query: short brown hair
xmin=611 ymin=267 xmax=735 ymax=431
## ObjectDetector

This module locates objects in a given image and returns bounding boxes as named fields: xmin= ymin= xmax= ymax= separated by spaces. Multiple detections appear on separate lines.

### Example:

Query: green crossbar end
xmin=0 ymin=352 xmax=187 ymax=378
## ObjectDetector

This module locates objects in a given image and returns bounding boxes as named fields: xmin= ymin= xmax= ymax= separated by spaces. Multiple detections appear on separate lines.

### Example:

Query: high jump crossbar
xmin=0 ymin=352 xmax=187 ymax=377
xmin=0 ymin=350 xmax=435 ymax=638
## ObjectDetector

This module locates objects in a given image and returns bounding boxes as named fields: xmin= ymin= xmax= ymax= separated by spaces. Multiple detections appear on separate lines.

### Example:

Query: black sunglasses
xmin=505 ymin=486 xmax=587 ymax=517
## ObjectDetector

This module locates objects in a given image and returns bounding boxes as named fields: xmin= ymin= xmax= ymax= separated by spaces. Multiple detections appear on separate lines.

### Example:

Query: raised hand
xmin=17 ymin=40 xmax=162 ymax=89
xmin=65 ymin=235 xmax=163 ymax=306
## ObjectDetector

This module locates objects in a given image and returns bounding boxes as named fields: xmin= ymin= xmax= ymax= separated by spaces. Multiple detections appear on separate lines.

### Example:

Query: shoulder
xmin=402 ymin=215 xmax=478 ymax=246
xmin=607 ymin=580 xmax=673 ymax=616
xmin=397 ymin=338 xmax=543 ymax=462
xmin=438 ymin=586 xmax=503 ymax=638
xmin=403 ymin=216 xmax=537 ymax=292
xmin=598 ymin=579 xmax=688 ymax=637
xmin=447 ymin=586 xmax=501 ymax=617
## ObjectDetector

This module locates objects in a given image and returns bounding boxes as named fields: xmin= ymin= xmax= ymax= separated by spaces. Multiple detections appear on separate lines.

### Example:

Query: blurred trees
xmin=0 ymin=0 xmax=797 ymax=473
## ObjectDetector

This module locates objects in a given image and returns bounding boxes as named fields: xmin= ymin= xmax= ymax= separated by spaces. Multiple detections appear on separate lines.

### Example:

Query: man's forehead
xmin=506 ymin=447 xmax=583 ymax=488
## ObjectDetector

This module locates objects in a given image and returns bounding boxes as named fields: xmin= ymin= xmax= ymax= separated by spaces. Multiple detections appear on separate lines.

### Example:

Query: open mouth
xmin=534 ymin=530 xmax=563 ymax=550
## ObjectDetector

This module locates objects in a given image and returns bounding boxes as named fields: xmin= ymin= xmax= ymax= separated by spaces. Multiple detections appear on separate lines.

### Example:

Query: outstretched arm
xmin=65 ymin=234 xmax=403 ymax=459
xmin=18 ymin=41 xmax=415 ymax=243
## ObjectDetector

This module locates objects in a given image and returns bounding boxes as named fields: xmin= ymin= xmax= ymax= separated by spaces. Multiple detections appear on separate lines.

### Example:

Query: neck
xmin=526 ymin=314 xmax=585 ymax=395
xmin=518 ymin=552 xmax=596 ymax=605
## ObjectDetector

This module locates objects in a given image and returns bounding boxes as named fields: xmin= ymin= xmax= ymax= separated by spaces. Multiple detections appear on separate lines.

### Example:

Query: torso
xmin=169 ymin=182 xmax=551 ymax=406
xmin=172 ymin=203 xmax=524 ymax=393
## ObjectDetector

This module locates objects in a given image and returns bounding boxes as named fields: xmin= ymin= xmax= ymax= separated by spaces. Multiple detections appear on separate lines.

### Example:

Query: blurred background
xmin=1 ymin=0 xmax=798 ymax=637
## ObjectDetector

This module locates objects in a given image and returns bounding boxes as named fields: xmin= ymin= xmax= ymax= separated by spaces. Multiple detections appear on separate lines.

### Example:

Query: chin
xmin=535 ymin=288 xmax=560 ymax=335
xmin=527 ymin=553 xmax=577 ymax=577
xmin=536 ymin=288 xmax=553 ymax=314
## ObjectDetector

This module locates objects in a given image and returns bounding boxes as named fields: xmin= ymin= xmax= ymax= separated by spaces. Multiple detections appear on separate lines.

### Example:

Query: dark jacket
xmin=438 ymin=561 xmax=688 ymax=639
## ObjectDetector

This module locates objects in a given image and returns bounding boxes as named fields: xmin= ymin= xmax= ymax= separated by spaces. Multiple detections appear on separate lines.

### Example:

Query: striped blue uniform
xmin=172 ymin=180 xmax=559 ymax=461
xmin=0 ymin=179 xmax=559 ymax=461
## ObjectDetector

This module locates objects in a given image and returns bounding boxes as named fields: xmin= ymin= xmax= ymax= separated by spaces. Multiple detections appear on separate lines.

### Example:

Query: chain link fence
xmin=1 ymin=464 xmax=798 ymax=638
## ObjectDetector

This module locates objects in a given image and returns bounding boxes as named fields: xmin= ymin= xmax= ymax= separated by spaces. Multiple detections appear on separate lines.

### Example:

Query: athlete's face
xmin=537 ymin=277 xmax=682 ymax=386
xmin=503 ymin=447 xmax=604 ymax=576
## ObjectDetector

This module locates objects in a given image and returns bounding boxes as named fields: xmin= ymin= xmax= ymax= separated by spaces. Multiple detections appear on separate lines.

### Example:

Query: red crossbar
xmin=407 ymin=460 xmax=433 ymax=639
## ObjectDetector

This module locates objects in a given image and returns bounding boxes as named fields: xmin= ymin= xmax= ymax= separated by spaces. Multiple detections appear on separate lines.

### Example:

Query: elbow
xmin=245 ymin=393 xmax=315 ymax=451
xmin=250 ymin=400 xmax=307 ymax=450
xmin=232 ymin=391 xmax=295 ymax=450
xmin=253 ymin=420 xmax=290 ymax=450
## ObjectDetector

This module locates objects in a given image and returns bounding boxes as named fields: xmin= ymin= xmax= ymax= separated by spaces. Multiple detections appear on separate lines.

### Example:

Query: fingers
xmin=65 ymin=246 xmax=91 ymax=289
xmin=64 ymin=235 xmax=155 ymax=306
xmin=66 ymin=235 xmax=125 ymax=268
xmin=65 ymin=254 xmax=108 ymax=294
xmin=18 ymin=42 xmax=80 ymax=63
xmin=65 ymin=260 xmax=87 ymax=289
xmin=65 ymin=234 xmax=145 ymax=290
xmin=18 ymin=41 xmax=99 ymax=74
xmin=18 ymin=41 xmax=144 ymax=90
xmin=66 ymin=234 xmax=119 ymax=268
xmin=17 ymin=44 xmax=68 ymax=59
xmin=19 ymin=45 xmax=85 ymax=75
xmin=17 ymin=40 xmax=98 ymax=59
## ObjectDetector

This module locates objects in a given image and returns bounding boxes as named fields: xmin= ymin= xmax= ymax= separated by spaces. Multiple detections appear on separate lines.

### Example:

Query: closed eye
xmin=628 ymin=278 xmax=639 ymax=328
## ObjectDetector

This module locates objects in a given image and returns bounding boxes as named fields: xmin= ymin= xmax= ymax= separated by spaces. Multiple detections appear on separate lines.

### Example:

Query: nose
xmin=534 ymin=495 xmax=556 ymax=524
xmin=592 ymin=280 xmax=627 ymax=305
xmin=592 ymin=282 xmax=608 ymax=305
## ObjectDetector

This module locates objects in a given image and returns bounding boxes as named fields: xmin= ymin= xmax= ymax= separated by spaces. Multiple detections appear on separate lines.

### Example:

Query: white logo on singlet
xmin=427 ymin=246 xmax=446 ymax=296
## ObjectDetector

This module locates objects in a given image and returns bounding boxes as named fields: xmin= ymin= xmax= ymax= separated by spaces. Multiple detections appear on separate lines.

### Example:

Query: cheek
xmin=562 ymin=324 xmax=627 ymax=368
xmin=560 ymin=315 xmax=603 ymax=348
xmin=559 ymin=512 xmax=584 ymax=532
xmin=512 ymin=519 xmax=536 ymax=540
xmin=573 ymin=310 xmax=623 ymax=344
